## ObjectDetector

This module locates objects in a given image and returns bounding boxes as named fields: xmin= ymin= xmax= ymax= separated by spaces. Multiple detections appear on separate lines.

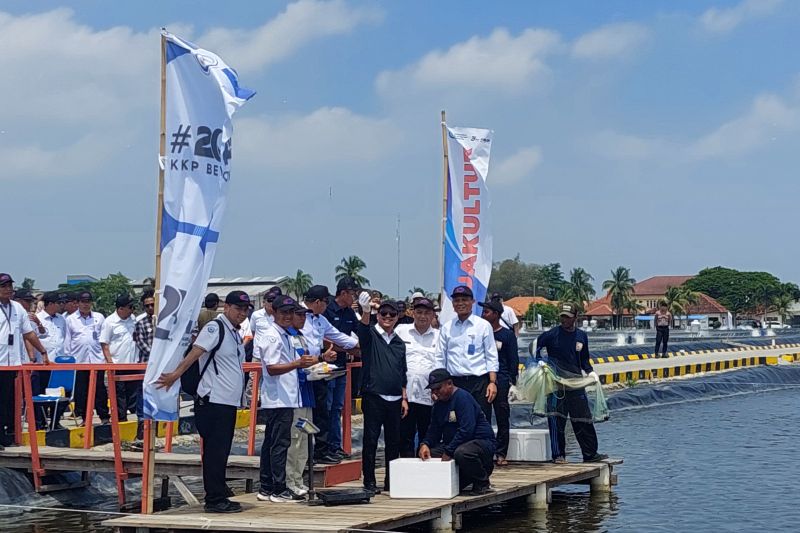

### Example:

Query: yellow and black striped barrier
xmin=592 ymin=343 xmax=800 ymax=364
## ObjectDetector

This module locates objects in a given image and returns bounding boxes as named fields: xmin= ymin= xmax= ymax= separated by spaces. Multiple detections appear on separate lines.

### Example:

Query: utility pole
xmin=396 ymin=214 xmax=401 ymax=299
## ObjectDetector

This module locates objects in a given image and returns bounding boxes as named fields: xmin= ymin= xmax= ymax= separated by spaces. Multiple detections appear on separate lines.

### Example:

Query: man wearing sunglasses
xmin=100 ymin=294 xmax=138 ymax=422
xmin=356 ymin=292 xmax=408 ymax=494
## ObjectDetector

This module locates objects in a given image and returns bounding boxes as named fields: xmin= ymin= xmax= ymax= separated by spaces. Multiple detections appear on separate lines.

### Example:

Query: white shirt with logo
xmin=36 ymin=310 xmax=67 ymax=361
xmin=0 ymin=300 xmax=34 ymax=366
xmin=99 ymin=311 xmax=137 ymax=364
xmin=395 ymin=323 xmax=439 ymax=405
xmin=64 ymin=311 xmax=105 ymax=364
xmin=436 ymin=314 xmax=499 ymax=377
xmin=193 ymin=314 xmax=246 ymax=407
xmin=257 ymin=324 xmax=301 ymax=409
xmin=501 ymin=304 xmax=519 ymax=330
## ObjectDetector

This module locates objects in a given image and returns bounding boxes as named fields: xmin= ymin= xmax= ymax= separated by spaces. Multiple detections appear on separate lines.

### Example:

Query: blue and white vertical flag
xmin=143 ymin=31 xmax=255 ymax=420
xmin=440 ymin=126 xmax=494 ymax=324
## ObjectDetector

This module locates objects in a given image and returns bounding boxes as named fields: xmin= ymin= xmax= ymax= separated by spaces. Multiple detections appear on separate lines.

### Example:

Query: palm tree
xmin=772 ymin=291 xmax=797 ymax=324
xmin=282 ymin=269 xmax=313 ymax=300
xmin=664 ymin=285 xmax=701 ymax=328
xmin=602 ymin=267 xmax=636 ymax=330
xmin=334 ymin=255 xmax=369 ymax=287
xmin=624 ymin=297 xmax=644 ymax=328
xmin=560 ymin=268 xmax=595 ymax=313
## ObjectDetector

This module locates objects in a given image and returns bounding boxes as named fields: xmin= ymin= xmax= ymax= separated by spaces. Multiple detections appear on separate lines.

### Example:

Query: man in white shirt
xmin=436 ymin=285 xmax=499 ymax=422
xmin=0 ymin=274 xmax=49 ymax=448
xmin=395 ymin=297 xmax=439 ymax=458
xmin=61 ymin=293 xmax=78 ymax=319
xmin=156 ymin=290 xmax=252 ymax=514
xmin=64 ymin=290 xmax=108 ymax=425
xmin=490 ymin=293 xmax=520 ymax=337
xmin=100 ymin=294 xmax=138 ymax=422
xmin=250 ymin=286 xmax=282 ymax=356
xmin=36 ymin=291 xmax=67 ymax=429
xmin=257 ymin=295 xmax=316 ymax=503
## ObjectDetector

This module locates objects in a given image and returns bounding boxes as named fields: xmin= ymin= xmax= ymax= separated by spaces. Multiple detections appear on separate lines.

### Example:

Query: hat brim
xmin=559 ymin=312 xmax=576 ymax=318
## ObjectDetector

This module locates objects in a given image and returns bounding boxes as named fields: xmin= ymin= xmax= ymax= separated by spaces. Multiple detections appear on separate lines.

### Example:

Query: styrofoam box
xmin=388 ymin=458 xmax=459 ymax=499
xmin=507 ymin=429 xmax=552 ymax=462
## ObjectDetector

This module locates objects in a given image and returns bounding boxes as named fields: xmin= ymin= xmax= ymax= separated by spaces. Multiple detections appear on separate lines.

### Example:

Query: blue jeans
xmin=327 ymin=375 xmax=347 ymax=452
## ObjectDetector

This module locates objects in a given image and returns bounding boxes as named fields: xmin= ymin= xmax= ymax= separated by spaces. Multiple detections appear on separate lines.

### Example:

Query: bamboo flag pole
xmin=141 ymin=31 xmax=167 ymax=515
xmin=439 ymin=110 xmax=449 ymax=301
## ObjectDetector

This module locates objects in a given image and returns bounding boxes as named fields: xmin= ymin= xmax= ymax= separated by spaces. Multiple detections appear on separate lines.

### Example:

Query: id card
xmin=467 ymin=343 xmax=476 ymax=355
xmin=7 ymin=334 xmax=13 ymax=346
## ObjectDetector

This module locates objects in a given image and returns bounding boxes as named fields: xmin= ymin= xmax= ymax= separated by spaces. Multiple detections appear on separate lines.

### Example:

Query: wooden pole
xmin=439 ymin=110 xmax=449 ymax=301
xmin=142 ymin=32 xmax=167 ymax=515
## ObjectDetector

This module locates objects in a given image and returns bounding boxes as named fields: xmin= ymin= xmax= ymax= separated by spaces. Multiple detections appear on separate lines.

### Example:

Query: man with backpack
xmin=155 ymin=290 xmax=252 ymax=514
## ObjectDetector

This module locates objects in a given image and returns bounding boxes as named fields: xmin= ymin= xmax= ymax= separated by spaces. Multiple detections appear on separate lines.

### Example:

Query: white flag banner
xmin=440 ymin=126 xmax=494 ymax=324
xmin=143 ymin=31 xmax=255 ymax=420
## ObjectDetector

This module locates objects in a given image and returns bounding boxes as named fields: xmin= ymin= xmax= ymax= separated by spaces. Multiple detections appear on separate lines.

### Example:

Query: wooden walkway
xmin=103 ymin=460 xmax=621 ymax=532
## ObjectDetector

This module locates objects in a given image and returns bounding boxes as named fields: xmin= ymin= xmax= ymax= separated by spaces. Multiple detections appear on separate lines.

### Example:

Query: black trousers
xmin=655 ymin=326 xmax=670 ymax=355
xmin=361 ymin=393 xmax=401 ymax=488
xmin=312 ymin=379 xmax=331 ymax=457
xmin=491 ymin=381 xmax=511 ymax=458
xmin=0 ymin=371 xmax=17 ymax=444
xmin=260 ymin=407 xmax=293 ymax=494
xmin=453 ymin=374 xmax=492 ymax=423
xmin=73 ymin=370 xmax=110 ymax=421
xmin=547 ymin=388 xmax=598 ymax=460
xmin=431 ymin=439 xmax=494 ymax=489
xmin=195 ymin=399 xmax=237 ymax=504
xmin=114 ymin=370 xmax=142 ymax=421
xmin=400 ymin=402 xmax=432 ymax=457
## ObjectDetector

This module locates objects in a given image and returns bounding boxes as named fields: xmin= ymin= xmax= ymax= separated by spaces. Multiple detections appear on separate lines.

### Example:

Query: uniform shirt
xmin=500 ymin=305 xmax=519 ymax=331
xmin=193 ymin=314 xmax=245 ymax=407
xmin=36 ymin=310 xmax=67 ymax=361
xmin=300 ymin=313 xmax=357 ymax=357
xmin=395 ymin=323 xmax=439 ymax=405
xmin=535 ymin=326 xmax=593 ymax=376
xmin=249 ymin=308 xmax=274 ymax=349
xmin=0 ymin=300 xmax=34 ymax=366
xmin=287 ymin=328 xmax=315 ymax=408
xmin=99 ymin=311 xmax=137 ymax=364
xmin=421 ymin=388 xmax=496 ymax=457
xmin=493 ymin=326 xmax=519 ymax=386
xmin=324 ymin=300 xmax=358 ymax=367
xmin=436 ymin=314 xmax=499 ymax=377
xmin=257 ymin=324 xmax=301 ymax=409
xmin=64 ymin=311 xmax=105 ymax=364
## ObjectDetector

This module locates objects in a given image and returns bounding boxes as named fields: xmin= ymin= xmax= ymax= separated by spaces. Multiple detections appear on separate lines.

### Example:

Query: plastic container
xmin=507 ymin=429 xmax=551 ymax=462
xmin=388 ymin=458 xmax=459 ymax=499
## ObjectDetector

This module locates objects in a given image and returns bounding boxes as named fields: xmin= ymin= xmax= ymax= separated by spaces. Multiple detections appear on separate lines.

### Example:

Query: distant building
xmin=504 ymin=296 xmax=558 ymax=319
xmin=130 ymin=276 xmax=289 ymax=307
xmin=66 ymin=274 xmax=99 ymax=285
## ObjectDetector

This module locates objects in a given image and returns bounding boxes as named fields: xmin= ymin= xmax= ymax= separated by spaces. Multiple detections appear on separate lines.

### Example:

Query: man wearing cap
xmin=436 ymin=285 xmax=499 ymax=423
xmin=62 ymin=293 xmax=78 ymax=318
xmin=395 ymin=297 xmax=439 ymax=457
xmin=100 ymin=295 xmax=138 ymax=422
xmin=490 ymin=293 xmax=520 ymax=337
xmin=534 ymin=302 xmax=607 ymax=464
xmin=36 ymin=292 xmax=68 ymax=429
xmin=14 ymin=289 xmax=42 ymax=365
xmin=251 ymin=286 xmax=281 ymax=354
xmin=134 ymin=290 xmax=156 ymax=363
xmin=322 ymin=277 xmax=360 ymax=462
xmin=356 ymin=292 xmax=408 ymax=494
xmin=479 ymin=300 xmax=519 ymax=466
xmin=301 ymin=284 xmax=357 ymax=464
xmin=0 ymin=274 xmax=50 ymax=447
xmin=155 ymin=290 xmax=252 ymax=513
xmin=196 ymin=293 xmax=220 ymax=333
xmin=419 ymin=369 xmax=496 ymax=495
xmin=64 ymin=291 xmax=109 ymax=425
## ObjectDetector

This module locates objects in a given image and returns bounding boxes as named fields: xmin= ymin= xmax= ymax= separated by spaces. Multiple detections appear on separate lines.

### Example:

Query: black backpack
xmin=181 ymin=318 xmax=225 ymax=397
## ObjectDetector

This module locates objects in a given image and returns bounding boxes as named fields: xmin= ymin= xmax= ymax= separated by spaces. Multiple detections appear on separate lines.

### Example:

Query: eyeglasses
xmin=379 ymin=311 xmax=398 ymax=318
xmin=144 ymin=303 xmax=155 ymax=308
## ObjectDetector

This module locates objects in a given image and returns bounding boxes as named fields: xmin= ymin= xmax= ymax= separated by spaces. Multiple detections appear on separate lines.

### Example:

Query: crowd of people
xmin=0 ymin=271 xmax=606 ymax=514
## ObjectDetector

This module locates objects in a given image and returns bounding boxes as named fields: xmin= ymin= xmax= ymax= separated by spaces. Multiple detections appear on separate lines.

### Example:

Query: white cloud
xmin=376 ymin=28 xmax=561 ymax=96
xmin=699 ymin=0 xmax=783 ymax=34
xmin=591 ymin=130 xmax=671 ymax=161
xmin=572 ymin=22 xmax=650 ymax=60
xmin=492 ymin=147 xmax=542 ymax=184
xmin=200 ymin=0 xmax=383 ymax=73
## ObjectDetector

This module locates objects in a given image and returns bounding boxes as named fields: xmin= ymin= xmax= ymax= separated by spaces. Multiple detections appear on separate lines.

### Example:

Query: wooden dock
xmin=103 ymin=460 xmax=621 ymax=533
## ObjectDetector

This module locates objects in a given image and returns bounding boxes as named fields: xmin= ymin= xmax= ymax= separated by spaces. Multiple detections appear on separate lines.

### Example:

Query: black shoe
xmin=662 ymin=354 xmax=669 ymax=359
xmin=653 ymin=354 xmax=661 ymax=359
xmin=100 ymin=418 xmax=111 ymax=425
xmin=364 ymin=483 xmax=381 ymax=495
xmin=204 ymin=499 xmax=243 ymax=513
xmin=584 ymin=453 xmax=609 ymax=463
xmin=52 ymin=423 xmax=66 ymax=431
xmin=316 ymin=454 xmax=341 ymax=465
xmin=470 ymin=483 xmax=493 ymax=496
xmin=334 ymin=449 xmax=351 ymax=460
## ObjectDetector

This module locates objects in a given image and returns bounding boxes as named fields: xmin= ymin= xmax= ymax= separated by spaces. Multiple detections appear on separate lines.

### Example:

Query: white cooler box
xmin=388 ymin=458 xmax=459 ymax=499
xmin=507 ymin=429 xmax=551 ymax=462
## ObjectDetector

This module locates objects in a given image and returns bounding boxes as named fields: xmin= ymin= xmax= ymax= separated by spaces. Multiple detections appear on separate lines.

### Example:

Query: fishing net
xmin=516 ymin=363 xmax=610 ymax=423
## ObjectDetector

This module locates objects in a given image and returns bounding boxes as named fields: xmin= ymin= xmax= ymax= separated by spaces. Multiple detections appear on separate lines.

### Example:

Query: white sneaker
xmin=291 ymin=488 xmax=308 ymax=497
xmin=256 ymin=491 xmax=271 ymax=502
xmin=269 ymin=490 xmax=303 ymax=503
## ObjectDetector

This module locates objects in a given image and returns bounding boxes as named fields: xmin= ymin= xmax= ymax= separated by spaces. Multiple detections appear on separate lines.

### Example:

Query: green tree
xmin=488 ymin=255 xmax=562 ymax=299
xmin=772 ymin=292 xmax=796 ymax=323
xmin=59 ymin=273 xmax=133 ymax=316
xmin=21 ymin=278 xmax=35 ymax=290
xmin=684 ymin=267 xmax=784 ymax=316
xmin=526 ymin=302 xmax=559 ymax=328
xmin=334 ymin=255 xmax=369 ymax=287
xmin=539 ymin=263 xmax=566 ymax=300
xmin=664 ymin=285 xmax=700 ymax=328
xmin=282 ymin=269 xmax=314 ymax=300
xmin=602 ymin=266 xmax=636 ymax=330
xmin=559 ymin=267 xmax=595 ymax=313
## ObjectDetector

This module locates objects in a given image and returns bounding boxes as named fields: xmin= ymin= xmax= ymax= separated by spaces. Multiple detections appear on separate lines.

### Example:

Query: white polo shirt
xmin=64 ymin=311 xmax=105 ymax=364
xmin=194 ymin=314 xmax=246 ymax=407
xmin=250 ymin=308 xmax=274 ymax=350
xmin=36 ymin=310 xmax=66 ymax=361
xmin=395 ymin=323 xmax=439 ymax=406
xmin=300 ymin=313 xmax=357 ymax=356
xmin=258 ymin=324 xmax=301 ymax=409
xmin=0 ymin=300 xmax=34 ymax=366
xmin=501 ymin=304 xmax=519 ymax=330
xmin=99 ymin=311 xmax=137 ymax=364
xmin=436 ymin=314 xmax=499 ymax=377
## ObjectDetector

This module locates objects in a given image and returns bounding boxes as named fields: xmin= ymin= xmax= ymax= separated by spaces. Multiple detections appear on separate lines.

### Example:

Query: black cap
xmin=14 ymin=288 xmax=36 ymax=301
xmin=0 ymin=273 xmax=13 ymax=285
xmin=426 ymin=369 xmax=453 ymax=389
xmin=64 ymin=292 xmax=79 ymax=302
xmin=115 ymin=294 xmax=134 ymax=308
xmin=272 ymin=295 xmax=298 ymax=311
xmin=490 ymin=292 xmax=503 ymax=301
xmin=413 ymin=297 xmax=435 ymax=310
xmin=378 ymin=300 xmax=400 ymax=312
xmin=57 ymin=292 xmax=70 ymax=303
xmin=204 ymin=293 xmax=220 ymax=307
xmin=450 ymin=285 xmax=474 ymax=299
xmin=336 ymin=276 xmax=360 ymax=292
xmin=43 ymin=291 xmax=60 ymax=305
xmin=304 ymin=285 xmax=331 ymax=301
xmin=78 ymin=291 xmax=93 ymax=301
xmin=478 ymin=300 xmax=504 ymax=316
xmin=265 ymin=286 xmax=283 ymax=302
xmin=225 ymin=291 xmax=253 ymax=307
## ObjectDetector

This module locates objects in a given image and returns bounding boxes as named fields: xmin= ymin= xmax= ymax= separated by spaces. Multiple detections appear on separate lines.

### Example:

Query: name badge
xmin=93 ymin=331 xmax=99 ymax=341
xmin=448 ymin=410 xmax=457 ymax=423
xmin=576 ymin=341 xmax=584 ymax=352
xmin=467 ymin=344 xmax=476 ymax=355
xmin=496 ymin=341 xmax=503 ymax=350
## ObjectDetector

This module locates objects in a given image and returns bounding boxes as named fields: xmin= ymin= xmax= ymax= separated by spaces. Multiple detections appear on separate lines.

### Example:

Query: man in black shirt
xmin=356 ymin=292 xmax=408 ymax=495
xmin=479 ymin=300 xmax=518 ymax=466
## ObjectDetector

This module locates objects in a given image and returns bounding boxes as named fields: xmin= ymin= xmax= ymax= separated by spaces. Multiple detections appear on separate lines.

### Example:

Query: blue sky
xmin=2 ymin=0 xmax=798 ymax=295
